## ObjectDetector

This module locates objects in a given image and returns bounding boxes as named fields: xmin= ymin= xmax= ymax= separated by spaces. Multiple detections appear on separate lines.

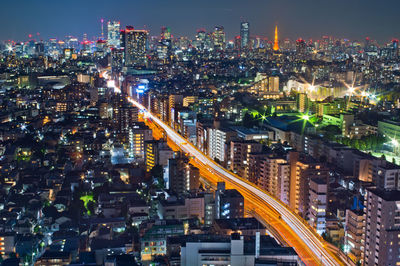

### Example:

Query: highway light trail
xmin=127 ymin=96 xmax=347 ymax=266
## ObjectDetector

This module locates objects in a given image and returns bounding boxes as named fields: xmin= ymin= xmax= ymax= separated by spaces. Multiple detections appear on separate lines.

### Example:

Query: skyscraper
xmin=122 ymin=26 xmax=148 ymax=67
xmin=107 ymin=21 xmax=121 ymax=47
xmin=240 ymin=22 xmax=250 ymax=49
xmin=273 ymin=25 xmax=279 ymax=51
xmin=160 ymin=26 xmax=171 ymax=41
xmin=213 ymin=26 xmax=225 ymax=50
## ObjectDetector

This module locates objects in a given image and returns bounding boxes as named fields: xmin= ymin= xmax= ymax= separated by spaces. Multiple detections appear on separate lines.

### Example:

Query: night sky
xmin=1 ymin=0 xmax=400 ymax=43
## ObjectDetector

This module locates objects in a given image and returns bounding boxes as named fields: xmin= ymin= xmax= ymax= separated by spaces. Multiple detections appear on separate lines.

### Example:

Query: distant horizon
xmin=1 ymin=0 xmax=400 ymax=43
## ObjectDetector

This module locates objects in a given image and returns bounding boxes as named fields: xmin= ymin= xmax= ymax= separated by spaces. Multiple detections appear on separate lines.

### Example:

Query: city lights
xmin=2 ymin=4 xmax=400 ymax=266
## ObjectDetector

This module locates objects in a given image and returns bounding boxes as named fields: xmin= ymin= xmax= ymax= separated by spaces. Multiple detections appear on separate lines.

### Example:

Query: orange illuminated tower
xmin=273 ymin=25 xmax=279 ymax=51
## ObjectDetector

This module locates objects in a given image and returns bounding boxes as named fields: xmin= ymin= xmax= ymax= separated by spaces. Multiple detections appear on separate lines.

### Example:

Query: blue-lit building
xmin=215 ymin=182 xmax=244 ymax=219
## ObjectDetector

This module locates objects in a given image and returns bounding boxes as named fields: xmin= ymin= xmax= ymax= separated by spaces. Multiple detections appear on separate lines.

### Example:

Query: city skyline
xmin=2 ymin=0 xmax=400 ymax=42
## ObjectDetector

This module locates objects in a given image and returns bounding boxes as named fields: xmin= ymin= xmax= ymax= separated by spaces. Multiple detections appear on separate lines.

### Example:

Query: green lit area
xmin=80 ymin=194 xmax=95 ymax=215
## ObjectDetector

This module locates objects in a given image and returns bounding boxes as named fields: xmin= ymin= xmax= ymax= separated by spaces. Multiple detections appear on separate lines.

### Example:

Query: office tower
xmin=296 ymin=38 xmax=306 ymax=55
xmin=273 ymin=25 xmax=279 ymax=51
xmin=122 ymin=26 xmax=148 ymax=67
xmin=308 ymin=178 xmax=328 ymax=234
xmin=35 ymin=42 xmax=44 ymax=57
xmin=229 ymin=140 xmax=263 ymax=179
xmin=344 ymin=209 xmax=364 ymax=263
xmin=111 ymin=48 xmax=124 ymax=73
xmin=363 ymin=188 xmax=400 ymax=266
xmin=213 ymin=26 xmax=225 ymax=50
xmin=215 ymin=182 xmax=244 ymax=219
xmin=392 ymin=39 xmax=399 ymax=58
xmin=240 ymin=22 xmax=250 ymax=49
xmin=107 ymin=21 xmax=121 ymax=47
xmin=160 ymin=26 xmax=171 ymax=41
xmin=168 ymin=157 xmax=199 ymax=195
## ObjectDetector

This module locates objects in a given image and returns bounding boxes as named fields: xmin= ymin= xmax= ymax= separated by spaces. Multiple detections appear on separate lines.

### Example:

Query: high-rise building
xmin=112 ymin=96 xmax=139 ymax=134
xmin=107 ymin=21 xmax=121 ymax=47
xmin=122 ymin=26 xmax=148 ymax=67
xmin=344 ymin=209 xmax=364 ymax=264
xmin=111 ymin=48 xmax=124 ymax=73
xmin=129 ymin=124 xmax=153 ymax=159
xmin=288 ymin=152 xmax=329 ymax=218
xmin=160 ymin=26 xmax=171 ymax=41
xmin=296 ymin=38 xmax=306 ymax=55
xmin=213 ymin=26 xmax=225 ymax=50
xmin=168 ymin=157 xmax=199 ymax=195
xmin=363 ymin=188 xmax=400 ymax=266
xmin=144 ymin=140 xmax=174 ymax=172
xmin=207 ymin=127 xmax=237 ymax=164
xmin=258 ymin=156 xmax=288 ymax=199
xmin=268 ymin=76 xmax=279 ymax=92
xmin=240 ymin=22 xmax=250 ymax=49
xmin=308 ymin=178 xmax=328 ymax=234
xmin=229 ymin=140 xmax=263 ymax=179
xmin=215 ymin=182 xmax=244 ymax=219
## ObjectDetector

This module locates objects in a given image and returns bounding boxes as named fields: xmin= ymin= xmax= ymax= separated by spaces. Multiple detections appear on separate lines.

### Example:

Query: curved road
xmin=127 ymin=96 xmax=347 ymax=266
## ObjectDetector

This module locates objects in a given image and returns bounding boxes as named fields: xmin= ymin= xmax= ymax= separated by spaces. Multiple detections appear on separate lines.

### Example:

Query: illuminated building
xmin=213 ymin=26 xmax=225 ymax=50
xmin=122 ymin=26 xmax=148 ymax=67
xmin=160 ymin=26 xmax=171 ymax=41
xmin=180 ymin=233 xmax=298 ymax=266
xmin=140 ymin=220 xmax=184 ymax=262
xmin=215 ymin=182 xmax=244 ymax=219
xmin=107 ymin=21 xmax=121 ymax=47
xmin=273 ymin=25 xmax=279 ymax=51
xmin=144 ymin=140 xmax=174 ymax=172
xmin=0 ymin=233 xmax=16 ymax=256
xmin=288 ymin=152 xmax=329 ymax=218
xmin=129 ymin=124 xmax=152 ymax=158
xmin=56 ymin=102 xmax=68 ymax=112
xmin=207 ymin=126 xmax=237 ymax=164
xmin=168 ymin=94 xmax=183 ymax=127
xmin=182 ymin=96 xmax=198 ymax=107
xmin=168 ymin=156 xmax=199 ymax=195
xmin=363 ymin=188 xmax=400 ymax=266
xmin=296 ymin=93 xmax=309 ymax=113
xmin=240 ymin=22 xmax=250 ymax=49
xmin=308 ymin=177 xmax=328 ymax=234
xmin=229 ymin=140 xmax=262 ymax=179
xmin=112 ymin=96 xmax=139 ymax=134
xmin=35 ymin=251 xmax=72 ymax=265
xmin=258 ymin=156 xmax=288 ymax=200
xmin=378 ymin=120 xmax=400 ymax=153
xmin=268 ymin=76 xmax=279 ymax=92
xmin=296 ymin=38 xmax=306 ymax=55
xmin=344 ymin=209 xmax=364 ymax=263
xmin=111 ymin=48 xmax=124 ymax=73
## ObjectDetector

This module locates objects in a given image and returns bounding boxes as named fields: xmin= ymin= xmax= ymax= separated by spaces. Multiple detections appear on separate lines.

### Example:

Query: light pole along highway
xmin=127 ymin=96 xmax=348 ymax=266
